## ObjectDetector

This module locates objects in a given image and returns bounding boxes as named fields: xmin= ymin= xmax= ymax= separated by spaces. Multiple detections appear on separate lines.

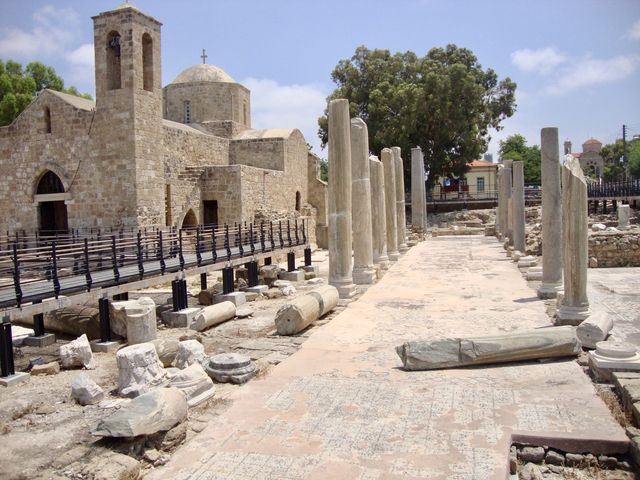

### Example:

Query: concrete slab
xmin=245 ymin=285 xmax=268 ymax=295
xmin=279 ymin=271 xmax=305 ymax=282
xmin=0 ymin=372 xmax=30 ymax=387
xmin=161 ymin=307 xmax=201 ymax=328
xmin=214 ymin=292 xmax=246 ymax=307
xmin=149 ymin=236 xmax=626 ymax=480
xmin=22 ymin=333 xmax=56 ymax=347
xmin=90 ymin=340 xmax=120 ymax=353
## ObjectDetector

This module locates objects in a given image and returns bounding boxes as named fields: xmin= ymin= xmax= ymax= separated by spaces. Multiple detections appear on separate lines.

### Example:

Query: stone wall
xmin=589 ymin=231 xmax=640 ymax=267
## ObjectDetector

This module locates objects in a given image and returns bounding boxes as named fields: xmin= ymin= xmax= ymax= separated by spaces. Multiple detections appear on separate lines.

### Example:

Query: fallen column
xmin=576 ymin=312 xmax=613 ymax=349
xmin=392 ymin=147 xmax=408 ymax=252
xmin=369 ymin=155 xmax=389 ymax=270
xmin=538 ymin=127 xmax=563 ymax=299
xmin=557 ymin=156 xmax=591 ymax=324
xmin=306 ymin=285 xmax=339 ymax=317
xmin=350 ymin=117 xmax=376 ymax=284
xmin=410 ymin=146 xmax=427 ymax=233
xmin=512 ymin=161 xmax=526 ymax=253
xmin=395 ymin=326 xmax=581 ymax=371
xmin=327 ymin=99 xmax=357 ymax=298
xmin=190 ymin=301 xmax=236 ymax=331
xmin=275 ymin=295 xmax=321 ymax=336
xmin=381 ymin=148 xmax=400 ymax=261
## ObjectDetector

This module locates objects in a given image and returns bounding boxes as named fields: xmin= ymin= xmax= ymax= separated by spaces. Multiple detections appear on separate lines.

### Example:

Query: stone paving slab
xmin=150 ymin=236 xmax=626 ymax=480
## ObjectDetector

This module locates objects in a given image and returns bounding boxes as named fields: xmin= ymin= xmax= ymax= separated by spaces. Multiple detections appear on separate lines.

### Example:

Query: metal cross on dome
xmin=201 ymin=49 xmax=207 ymax=64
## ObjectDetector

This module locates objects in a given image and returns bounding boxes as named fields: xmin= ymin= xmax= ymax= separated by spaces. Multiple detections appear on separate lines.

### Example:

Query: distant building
xmin=564 ymin=138 xmax=604 ymax=179
xmin=433 ymin=159 xmax=498 ymax=199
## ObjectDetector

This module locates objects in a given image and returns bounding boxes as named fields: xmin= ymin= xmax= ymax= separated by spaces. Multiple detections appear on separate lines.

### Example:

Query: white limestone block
xmin=60 ymin=334 xmax=95 ymax=370
xmin=116 ymin=343 xmax=168 ymax=398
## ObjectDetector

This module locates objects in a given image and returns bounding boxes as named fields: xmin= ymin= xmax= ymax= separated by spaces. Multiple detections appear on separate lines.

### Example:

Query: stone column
xmin=411 ymin=147 xmax=427 ymax=232
xmin=618 ymin=203 xmax=630 ymax=230
xmin=502 ymin=159 xmax=513 ymax=245
xmin=381 ymin=148 xmax=400 ymax=261
xmin=496 ymin=166 xmax=503 ymax=238
xmin=392 ymin=147 xmax=408 ymax=252
xmin=538 ymin=127 xmax=563 ymax=299
xmin=327 ymin=99 xmax=357 ymax=299
xmin=557 ymin=156 xmax=591 ymax=324
xmin=512 ymin=161 xmax=525 ymax=253
xmin=370 ymin=155 xmax=389 ymax=270
xmin=350 ymin=118 xmax=376 ymax=284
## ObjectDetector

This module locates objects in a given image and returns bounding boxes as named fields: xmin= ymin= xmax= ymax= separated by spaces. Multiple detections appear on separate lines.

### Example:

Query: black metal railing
xmin=587 ymin=179 xmax=640 ymax=199
xmin=0 ymin=219 xmax=308 ymax=310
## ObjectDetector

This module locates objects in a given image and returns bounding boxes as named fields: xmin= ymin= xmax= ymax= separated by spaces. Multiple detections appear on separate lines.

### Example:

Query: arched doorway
xmin=182 ymin=209 xmax=198 ymax=229
xmin=36 ymin=170 xmax=68 ymax=233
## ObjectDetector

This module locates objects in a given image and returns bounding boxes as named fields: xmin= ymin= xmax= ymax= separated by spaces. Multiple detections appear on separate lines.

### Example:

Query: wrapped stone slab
xmin=396 ymin=326 xmax=581 ymax=371
xmin=190 ymin=301 xmax=236 ymax=332
xmin=275 ymin=295 xmax=320 ymax=335
xmin=306 ymin=285 xmax=339 ymax=318
xmin=93 ymin=387 xmax=187 ymax=438
xmin=576 ymin=312 xmax=614 ymax=349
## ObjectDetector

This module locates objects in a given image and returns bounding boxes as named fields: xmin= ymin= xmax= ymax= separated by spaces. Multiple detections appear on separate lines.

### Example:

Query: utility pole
xmin=623 ymin=124 xmax=628 ymax=182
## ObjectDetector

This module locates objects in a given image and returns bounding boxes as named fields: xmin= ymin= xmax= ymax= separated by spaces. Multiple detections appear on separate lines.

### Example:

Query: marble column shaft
xmin=512 ymin=161 xmax=525 ymax=253
xmin=502 ymin=159 xmax=513 ymax=244
xmin=538 ymin=127 xmax=563 ymax=299
xmin=350 ymin=118 xmax=376 ymax=284
xmin=381 ymin=148 xmax=400 ymax=261
xmin=369 ymin=155 xmax=389 ymax=268
xmin=496 ymin=166 xmax=503 ymax=237
xmin=618 ymin=203 xmax=630 ymax=230
xmin=411 ymin=147 xmax=427 ymax=232
xmin=392 ymin=147 xmax=408 ymax=252
xmin=557 ymin=156 xmax=590 ymax=324
xmin=327 ymin=99 xmax=356 ymax=298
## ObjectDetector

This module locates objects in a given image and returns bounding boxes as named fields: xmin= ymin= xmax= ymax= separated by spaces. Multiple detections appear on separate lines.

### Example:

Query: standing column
xmin=381 ymin=148 xmax=400 ymax=261
xmin=557 ymin=156 xmax=591 ymax=324
xmin=392 ymin=147 xmax=408 ymax=252
xmin=328 ymin=99 xmax=357 ymax=299
xmin=502 ymin=159 xmax=513 ymax=246
xmin=538 ymin=127 xmax=563 ymax=299
xmin=411 ymin=147 xmax=427 ymax=233
xmin=350 ymin=118 xmax=376 ymax=284
xmin=512 ymin=161 xmax=525 ymax=253
xmin=370 ymin=155 xmax=389 ymax=270
xmin=496 ymin=166 xmax=503 ymax=238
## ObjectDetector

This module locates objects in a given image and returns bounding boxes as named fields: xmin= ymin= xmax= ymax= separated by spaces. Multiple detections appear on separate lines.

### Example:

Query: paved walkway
xmin=151 ymin=236 xmax=626 ymax=480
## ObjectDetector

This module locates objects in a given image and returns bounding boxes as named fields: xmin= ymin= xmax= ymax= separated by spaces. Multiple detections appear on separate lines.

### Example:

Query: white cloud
xmin=242 ymin=78 xmax=328 ymax=155
xmin=627 ymin=19 xmax=640 ymax=40
xmin=544 ymin=55 xmax=640 ymax=95
xmin=65 ymin=44 xmax=95 ymax=85
xmin=511 ymin=47 xmax=567 ymax=74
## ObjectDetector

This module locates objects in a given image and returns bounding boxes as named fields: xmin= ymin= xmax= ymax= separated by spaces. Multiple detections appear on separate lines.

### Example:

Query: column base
xmin=537 ymin=282 xmax=563 ymax=299
xmin=556 ymin=304 xmax=591 ymax=326
xmin=90 ymin=340 xmax=120 ymax=353
xmin=0 ymin=372 xmax=30 ymax=387
xmin=23 ymin=333 xmax=56 ymax=348
xmin=374 ymin=255 xmax=390 ymax=270
xmin=353 ymin=267 xmax=376 ymax=285
xmin=388 ymin=251 xmax=400 ymax=261
xmin=329 ymin=279 xmax=357 ymax=299
xmin=398 ymin=243 xmax=409 ymax=253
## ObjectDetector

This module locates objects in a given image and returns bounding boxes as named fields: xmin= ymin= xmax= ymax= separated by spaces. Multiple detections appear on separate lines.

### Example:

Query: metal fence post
xmin=98 ymin=297 xmax=111 ymax=343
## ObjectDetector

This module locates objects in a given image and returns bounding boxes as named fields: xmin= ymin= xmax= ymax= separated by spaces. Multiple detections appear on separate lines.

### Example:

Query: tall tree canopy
xmin=318 ymin=45 xmax=516 ymax=186
xmin=498 ymin=134 xmax=541 ymax=184
xmin=0 ymin=59 xmax=92 ymax=126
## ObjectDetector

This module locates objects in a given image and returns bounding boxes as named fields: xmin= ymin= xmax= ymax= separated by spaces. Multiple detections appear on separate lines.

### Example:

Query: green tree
xmin=318 ymin=45 xmax=516 ymax=187
xmin=0 ymin=59 xmax=92 ymax=126
xmin=628 ymin=140 xmax=640 ymax=179
xmin=498 ymin=134 xmax=541 ymax=184
xmin=601 ymin=139 xmax=627 ymax=181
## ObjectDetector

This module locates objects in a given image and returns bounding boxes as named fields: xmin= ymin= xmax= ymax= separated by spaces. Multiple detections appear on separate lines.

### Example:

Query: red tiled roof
xmin=469 ymin=160 xmax=495 ymax=167
xmin=583 ymin=138 xmax=601 ymax=145
xmin=569 ymin=152 xmax=582 ymax=158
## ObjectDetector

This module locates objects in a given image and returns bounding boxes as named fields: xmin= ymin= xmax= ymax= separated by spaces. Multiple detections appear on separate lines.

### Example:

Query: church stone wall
xmin=201 ymin=166 xmax=243 ymax=226
xmin=230 ymin=137 xmax=286 ymax=171
xmin=307 ymin=153 xmax=328 ymax=227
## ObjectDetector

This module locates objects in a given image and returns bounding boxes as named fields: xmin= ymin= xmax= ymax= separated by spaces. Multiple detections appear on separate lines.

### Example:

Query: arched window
xmin=142 ymin=33 xmax=153 ymax=92
xmin=184 ymin=100 xmax=191 ymax=123
xmin=106 ymin=31 xmax=122 ymax=90
xmin=295 ymin=191 xmax=301 ymax=212
xmin=36 ymin=170 xmax=65 ymax=194
xmin=182 ymin=209 xmax=198 ymax=228
xmin=44 ymin=106 xmax=51 ymax=134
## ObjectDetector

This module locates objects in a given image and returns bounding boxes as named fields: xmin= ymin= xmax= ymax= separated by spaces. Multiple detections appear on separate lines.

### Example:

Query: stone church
xmin=0 ymin=3 xmax=327 ymax=241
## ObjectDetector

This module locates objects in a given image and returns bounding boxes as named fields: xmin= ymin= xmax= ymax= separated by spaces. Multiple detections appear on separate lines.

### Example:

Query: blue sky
xmin=1 ymin=0 xmax=639 ymax=159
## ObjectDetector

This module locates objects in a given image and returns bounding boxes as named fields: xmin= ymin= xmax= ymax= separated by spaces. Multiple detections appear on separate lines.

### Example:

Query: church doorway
xmin=182 ymin=209 xmax=198 ymax=229
xmin=203 ymin=200 xmax=218 ymax=226
xmin=36 ymin=170 xmax=68 ymax=233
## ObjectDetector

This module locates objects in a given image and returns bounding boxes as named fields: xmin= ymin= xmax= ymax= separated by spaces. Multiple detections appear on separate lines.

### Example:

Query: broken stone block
xmin=71 ymin=373 xmax=104 ymax=406
xmin=190 ymin=301 xmax=236 ymax=332
xmin=213 ymin=292 xmax=246 ymax=307
xmin=93 ymin=387 xmax=187 ymax=437
xmin=275 ymin=295 xmax=320 ymax=335
xmin=204 ymin=353 xmax=258 ymax=384
xmin=278 ymin=270 xmax=304 ymax=282
xmin=576 ymin=311 xmax=613 ymax=349
xmin=518 ymin=446 xmax=545 ymax=464
xmin=167 ymin=363 xmax=216 ymax=407
xmin=197 ymin=283 xmax=223 ymax=305
xmin=77 ymin=451 xmax=140 ymax=480
xmin=60 ymin=334 xmax=95 ymax=370
xmin=235 ymin=308 xmax=253 ymax=319
xmin=109 ymin=297 xmax=156 ymax=338
xmin=264 ymin=288 xmax=284 ymax=299
xmin=396 ymin=326 xmax=581 ymax=371
xmin=117 ymin=343 xmax=168 ymax=398
xmin=307 ymin=277 xmax=324 ymax=286
xmin=545 ymin=450 xmax=565 ymax=466
xmin=124 ymin=298 xmax=157 ymax=345
xmin=161 ymin=307 xmax=201 ymax=328
xmin=31 ymin=361 xmax=60 ymax=376
xmin=589 ymin=341 xmax=640 ymax=382
xmin=306 ymin=285 xmax=339 ymax=317
xmin=592 ymin=223 xmax=606 ymax=232
xmin=173 ymin=340 xmax=206 ymax=369
xmin=151 ymin=338 xmax=180 ymax=368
